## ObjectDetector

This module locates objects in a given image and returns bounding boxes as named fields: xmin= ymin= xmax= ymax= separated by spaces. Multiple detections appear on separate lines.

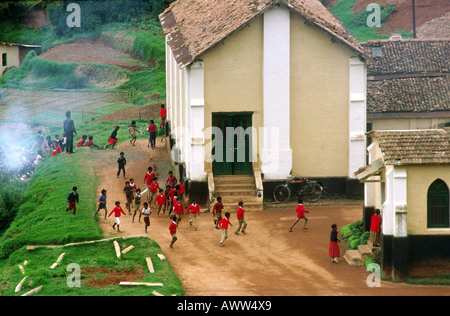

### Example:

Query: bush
xmin=342 ymin=219 xmax=368 ymax=249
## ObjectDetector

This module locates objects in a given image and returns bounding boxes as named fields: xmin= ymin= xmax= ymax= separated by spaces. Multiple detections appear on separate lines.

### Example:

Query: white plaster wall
xmin=261 ymin=5 xmax=292 ymax=179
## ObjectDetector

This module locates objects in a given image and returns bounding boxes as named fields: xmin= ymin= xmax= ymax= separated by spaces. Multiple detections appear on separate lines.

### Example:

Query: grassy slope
xmin=330 ymin=0 xmax=412 ymax=42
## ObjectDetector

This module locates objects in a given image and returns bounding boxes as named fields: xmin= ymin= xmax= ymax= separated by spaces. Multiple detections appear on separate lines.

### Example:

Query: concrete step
xmin=214 ymin=189 xmax=256 ymax=197
xmin=214 ymin=176 xmax=255 ymax=185
xmin=344 ymin=250 xmax=363 ymax=266
xmin=358 ymin=244 xmax=372 ymax=256
xmin=215 ymin=183 xmax=256 ymax=191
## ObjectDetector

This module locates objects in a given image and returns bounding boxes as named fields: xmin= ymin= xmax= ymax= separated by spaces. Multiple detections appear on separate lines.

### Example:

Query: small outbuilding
xmin=0 ymin=41 xmax=42 ymax=76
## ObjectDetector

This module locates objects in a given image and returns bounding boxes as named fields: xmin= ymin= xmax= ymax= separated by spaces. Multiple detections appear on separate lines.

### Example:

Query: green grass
xmin=0 ymin=236 xmax=183 ymax=296
xmin=330 ymin=0 xmax=412 ymax=42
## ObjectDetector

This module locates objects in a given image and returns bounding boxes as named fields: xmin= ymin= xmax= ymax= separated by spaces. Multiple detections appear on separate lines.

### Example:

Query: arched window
xmin=427 ymin=179 xmax=449 ymax=228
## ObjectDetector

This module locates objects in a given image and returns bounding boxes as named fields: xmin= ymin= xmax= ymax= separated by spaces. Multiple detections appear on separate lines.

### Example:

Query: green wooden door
xmin=212 ymin=113 xmax=253 ymax=175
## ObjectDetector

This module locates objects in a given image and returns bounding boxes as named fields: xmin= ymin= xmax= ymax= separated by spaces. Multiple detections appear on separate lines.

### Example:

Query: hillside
xmin=328 ymin=0 xmax=450 ymax=40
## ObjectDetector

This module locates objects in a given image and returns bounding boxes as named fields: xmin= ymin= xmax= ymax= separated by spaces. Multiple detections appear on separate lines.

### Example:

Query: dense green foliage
xmin=341 ymin=219 xmax=370 ymax=250
xmin=0 ymin=171 xmax=27 ymax=235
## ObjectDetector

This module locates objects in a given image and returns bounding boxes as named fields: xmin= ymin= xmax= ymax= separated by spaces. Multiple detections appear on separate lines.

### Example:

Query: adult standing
xmin=63 ymin=111 xmax=77 ymax=154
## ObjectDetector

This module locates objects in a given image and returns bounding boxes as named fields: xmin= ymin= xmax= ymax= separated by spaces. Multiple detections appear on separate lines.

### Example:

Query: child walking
xmin=235 ymin=201 xmax=247 ymax=235
xmin=117 ymin=152 xmax=126 ymax=178
xmin=109 ymin=201 xmax=126 ymax=232
xmin=147 ymin=120 xmax=157 ymax=149
xmin=186 ymin=200 xmax=200 ymax=231
xmin=66 ymin=186 xmax=79 ymax=215
xmin=142 ymin=202 xmax=152 ymax=233
xmin=93 ymin=189 xmax=108 ymax=219
xmin=169 ymin=215 xmax=178 ymax=248
xmin=329 ymin=224 xmax=341 ymax=263
xmin=166 ymin=171 xmax=177 ymax=189
xmin=218 ymin=212 xmax=232 ymax=247
xmin=289 ymin=199 xmax=309 ymax=232
xmin=143 ymin=166 xmax=156 ymax=200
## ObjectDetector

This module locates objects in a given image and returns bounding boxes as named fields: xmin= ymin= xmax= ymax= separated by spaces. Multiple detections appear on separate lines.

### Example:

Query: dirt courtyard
xmin=93 ymin=138 xmax=448 ymax=296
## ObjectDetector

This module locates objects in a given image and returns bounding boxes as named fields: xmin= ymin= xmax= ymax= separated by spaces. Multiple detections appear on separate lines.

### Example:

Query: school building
xmin=355 ymin=129 xmax=450 ymax=280
xmin=159 ymin=0 xmax=368 ymax=209
xmin=0 ymin=41 xmax=42 ymax=77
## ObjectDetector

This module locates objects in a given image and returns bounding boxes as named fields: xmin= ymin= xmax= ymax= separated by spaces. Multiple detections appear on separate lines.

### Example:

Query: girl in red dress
xmin=104 ymin=126 xmax=120 ymax=150
xmin=329 ymin=224 xmax=341 ymax=263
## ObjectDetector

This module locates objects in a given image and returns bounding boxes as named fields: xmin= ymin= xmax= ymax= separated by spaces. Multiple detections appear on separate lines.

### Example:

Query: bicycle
xmin=273 ymin=176 xmax=323 ymax=203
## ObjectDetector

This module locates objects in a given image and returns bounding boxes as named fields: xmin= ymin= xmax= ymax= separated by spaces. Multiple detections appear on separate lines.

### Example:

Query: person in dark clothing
xmin=117 ymin=151 xmax=126 ymax=178
xmin=63 ymin=111 xmax=77 ymax=154
xmin=104 ymin=126 xmax=120 ymax=150
xmin=66 ymin=186 xmax=79 ymax=215
xmin=329 ymin=224 xmax=341 ymax=263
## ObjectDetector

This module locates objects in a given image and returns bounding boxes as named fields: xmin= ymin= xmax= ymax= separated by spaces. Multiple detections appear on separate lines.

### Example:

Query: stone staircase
xmin=209 ymin=175 xmax=263 ymax=212
xmin=344 ymin=243 xmax=381 ymax=266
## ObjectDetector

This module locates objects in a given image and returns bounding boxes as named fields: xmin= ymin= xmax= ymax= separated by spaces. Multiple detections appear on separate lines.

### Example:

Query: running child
xmin=132 ymin=187 xmax=148 ymax=223
xmin=173 ymin=196 xmax=184 ymax=225
xmin=186 ymin=200 xmax=200 ymax=231
xmin=109 ymin=201 xmax=126 ymax=232
xmin=155 ymin=189 xmax=167 ymax=216
xmin=235 ymin=201 xmax=247 ymax=235
xmin=218 ymin=212 xmax=232 ymax=247
xmin=66 ymin=186 xmax=79 ymax=215
xmin=123 ymin=181 xmax=133 ymax=214
xmin=289 ymin=199 xmax=309 ymax=232
xmin=169 ymin=215 xmax=178 ymax=248
xmin=149 ymin=177 xmax=160 ymax=205
xmin=166 ymin=171 xmax=177 ymax=189
xmin=104 ymin=126 xmax=120 ymax=150
xmin=93 ymin=189 xmax=108 ymax=219
xmin=212 ymin=196 xmax=224 ymax=229
xmin=128 ymin=120 xmax=140 ymax=146
xmin=142 ymin=202 xmax=151 ymax=233
xmin=143 ymin=166 xmax=156 ymax=200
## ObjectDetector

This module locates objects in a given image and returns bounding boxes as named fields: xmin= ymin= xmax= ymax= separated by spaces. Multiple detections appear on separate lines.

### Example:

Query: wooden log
xmin=122 ymin=245 xmax=134 ymax=254
xmin=15 ymin=277 xmax=27 ymax=293
xmin=21 ymin=285 xmax=43 ymax=296
xmin=146 ymin=257 xmax=155 ymax=273
xmin=119 ymin=282 xmax=163 ymax=287
xmin=157 ymin=254 xmax=166 ymax=261
xmin=50 ymin=252 xmax=65 ymax=269
xmin=113 ymin=241 xmax=121 ymax=259
xmin=18 ymin=264 xmax=25 ymax=275
xmin=152 ymin=290 xmax=164 ymax=296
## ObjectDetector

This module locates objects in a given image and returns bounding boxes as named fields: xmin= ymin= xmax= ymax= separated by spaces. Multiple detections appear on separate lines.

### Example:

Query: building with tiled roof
xmin=363 ymin=39 xmax=450 ymax=130
xmin=355 ymin=128 xmax=450 ymax=281
xmin=159 ymin=0 xmax=368 ymax=205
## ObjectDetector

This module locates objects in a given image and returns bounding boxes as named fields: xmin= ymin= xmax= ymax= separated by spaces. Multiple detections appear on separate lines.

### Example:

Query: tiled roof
xmin=368 ymin=129 xmax=450 ymax=165
xmin=159 ymin=0 xmax=364 ymax=68
xmin=367 ymin=76 xmax=450 ymax=114
xmin=363 ymin=39 xmax=450 ymax=76
xmin=363 ymin=39 xmax=450 ymax=115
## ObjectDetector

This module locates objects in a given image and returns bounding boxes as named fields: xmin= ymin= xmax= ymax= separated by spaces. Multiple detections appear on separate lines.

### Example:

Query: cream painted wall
xmin=202 ymin=15 xmax=264 ymax=171
xmin=0 ymin=45 xmax=20 ymax=76
xmin=370 ymin=117 xmax=450 ymax=131
xmin=290 ymin=14 xmax=355 ymax=177
xmin=406 ymin=165 xmax=450 ymax=235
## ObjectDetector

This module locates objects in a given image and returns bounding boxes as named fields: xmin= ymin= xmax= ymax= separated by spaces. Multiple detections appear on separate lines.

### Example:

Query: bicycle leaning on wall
xmin=273 ymin=176 xmax=323 ymax=203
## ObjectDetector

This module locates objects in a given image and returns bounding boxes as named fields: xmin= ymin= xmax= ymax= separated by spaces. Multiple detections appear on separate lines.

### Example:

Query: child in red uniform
xmin=109 ymin=201 xmax=126 ymax=232
xmin=66 ymin=186 xmax=79 ymax=215
xmin=169 ymin=215 xmax=178 ymax=248
xmin=160 ymin=104 xmax=167 ymax=129
xmin=155 ymin=189 xmax=167 ymax=215
xmin=143 ymin=166 xmax=156 ymax=200
xmin=235 ymin=201 xmax=247 ymax=235
xmin=212 ymin=196 xmax=224 ymax=229
xmin=149 ymin=177 xmax=160 ymax=205
xmin=218 ymin=212 xmax=232 ymax=247
xmin=369 ymin=209 xmax=382 ymax=247
xmin=84 ymin=136 xmax=99 ymax=148
xmin=166 ymin=171 xmax=177 ymax=189
xmin=76 ymin=135 xmax=87 ymax=148
xmin=52 ymin=140 xmax=62 ymax=157
xmin=173 ymin=196 xmax=184 ymax=225
xmin=186 ymin=200 xmax=200 ymax=231
xmin=329 ymin=224 xmax=341 ymax=263
xmin=289 ymin=199 xmax=309 ymax=232
xmin=147 ymin=120 xmax=157 ymax=149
